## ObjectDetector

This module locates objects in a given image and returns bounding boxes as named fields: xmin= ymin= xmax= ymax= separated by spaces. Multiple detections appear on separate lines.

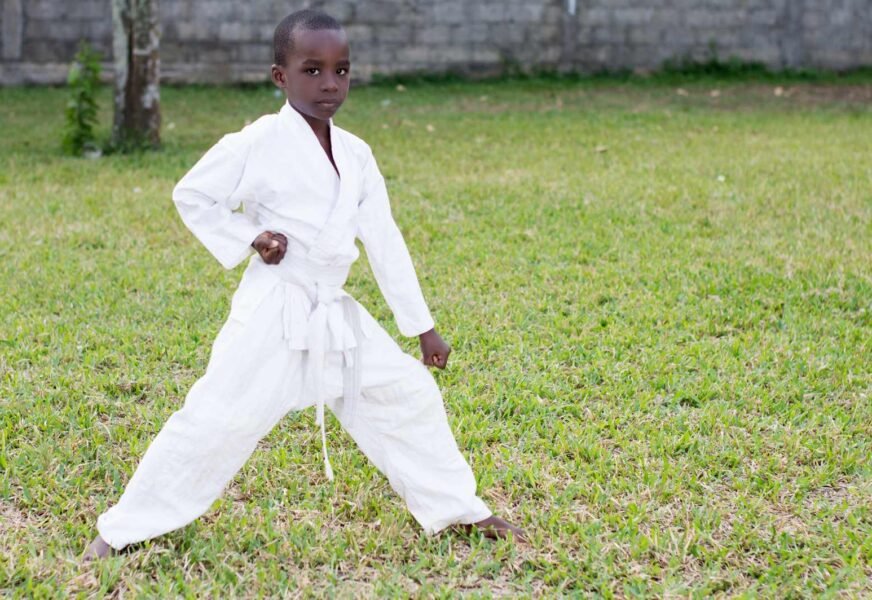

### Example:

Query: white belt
xmin=269 ymin=254 xmax=362 ymax=481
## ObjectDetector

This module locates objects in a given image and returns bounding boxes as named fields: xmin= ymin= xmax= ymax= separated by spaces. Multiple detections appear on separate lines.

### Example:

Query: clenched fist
xmin=251 ymin=231 xmax=288 ymax=265
xmin=419 ymin=328 xmax=451 ymax=369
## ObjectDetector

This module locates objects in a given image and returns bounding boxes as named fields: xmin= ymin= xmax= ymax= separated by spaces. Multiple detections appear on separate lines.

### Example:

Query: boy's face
xmin=271 ymin=28 xmax=351 ymax=125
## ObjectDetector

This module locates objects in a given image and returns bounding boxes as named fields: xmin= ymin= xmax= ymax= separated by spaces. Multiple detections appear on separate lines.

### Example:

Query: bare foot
xmin=463 ymin=515 xmax=527 ymax=543
xmin=82 ymin=535 xmax=113 ymax=562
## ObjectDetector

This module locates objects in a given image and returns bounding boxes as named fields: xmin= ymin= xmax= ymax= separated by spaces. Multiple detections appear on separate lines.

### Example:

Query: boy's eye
xmin=337 ymin=68 xmax=349 ymax=76
xmin=306 ymin=68 xmax=320 ymax=75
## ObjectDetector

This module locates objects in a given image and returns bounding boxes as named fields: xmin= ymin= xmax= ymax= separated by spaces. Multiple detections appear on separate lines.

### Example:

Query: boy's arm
xmin=172 ymin=134 xmax=264 ymax=270
xmin=357 ymin=150 xmax=449 ymax=364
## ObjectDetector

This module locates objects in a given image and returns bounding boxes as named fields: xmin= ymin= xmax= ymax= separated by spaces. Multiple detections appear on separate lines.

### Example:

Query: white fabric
xmin=96 ymin=102 xmax=491 ymax=548
xmin=262 ymin=243 xmax=362 ymax=480
xmin=97 ymin=286 xmax=491 ymax=548
xmin=172 ymin=101 xmax=435 ymax=338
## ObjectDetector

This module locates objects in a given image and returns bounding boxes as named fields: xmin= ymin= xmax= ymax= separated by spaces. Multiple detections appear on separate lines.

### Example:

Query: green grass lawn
xmin=1 ymin=78 xmax=870 ymax=597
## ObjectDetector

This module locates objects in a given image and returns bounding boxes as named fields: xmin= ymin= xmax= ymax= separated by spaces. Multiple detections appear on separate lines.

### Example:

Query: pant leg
xmin=326 ymin=316 xmax=492 ymax=534
xmin=97 ymin=287 xmax=304 ymax=549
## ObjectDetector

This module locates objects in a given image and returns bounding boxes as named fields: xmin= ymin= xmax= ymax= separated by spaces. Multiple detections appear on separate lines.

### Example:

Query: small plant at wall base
xmin=62 ymin=41 xmax=102 ymax=157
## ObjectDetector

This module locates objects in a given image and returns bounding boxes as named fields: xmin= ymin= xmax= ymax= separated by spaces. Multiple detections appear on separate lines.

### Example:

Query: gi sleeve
xmin=356 ymin=150 xmax=435 ymax=337
xmin=172 ymin=131 xmax=262 ymax=270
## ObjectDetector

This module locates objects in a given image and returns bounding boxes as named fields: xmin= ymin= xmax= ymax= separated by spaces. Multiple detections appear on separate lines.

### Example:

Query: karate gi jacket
xmin=172 ymin=101 xmax=436 ymax=351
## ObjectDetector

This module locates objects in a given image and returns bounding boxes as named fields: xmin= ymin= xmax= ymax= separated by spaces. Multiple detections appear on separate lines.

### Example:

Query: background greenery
xmin=1 ymin=77 xmax=870 ymax=597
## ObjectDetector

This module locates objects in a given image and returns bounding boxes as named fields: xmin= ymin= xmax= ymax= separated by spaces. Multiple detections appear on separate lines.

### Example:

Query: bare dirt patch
xmin=766 ymin=83 xmax=872 ymax=105
xmin=0 ymin=500 xmax=31 ymax=532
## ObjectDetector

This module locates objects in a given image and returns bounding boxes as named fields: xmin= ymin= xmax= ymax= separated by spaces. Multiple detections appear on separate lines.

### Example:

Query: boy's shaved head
xmin=273 ymin=9 xmax=343 ymax=66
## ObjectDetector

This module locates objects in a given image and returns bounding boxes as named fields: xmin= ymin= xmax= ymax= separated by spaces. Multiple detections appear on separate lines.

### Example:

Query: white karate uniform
xmin=96 ymin=101 xmax=492 ymax=549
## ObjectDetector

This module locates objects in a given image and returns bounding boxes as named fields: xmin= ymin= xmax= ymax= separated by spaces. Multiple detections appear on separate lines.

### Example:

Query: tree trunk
xmin=111 ymin=0 xmax=160 ymax=150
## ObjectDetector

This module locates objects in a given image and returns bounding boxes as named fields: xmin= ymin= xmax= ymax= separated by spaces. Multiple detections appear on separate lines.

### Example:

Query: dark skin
xmin=83 ymin=26 xmax=524 ymax=564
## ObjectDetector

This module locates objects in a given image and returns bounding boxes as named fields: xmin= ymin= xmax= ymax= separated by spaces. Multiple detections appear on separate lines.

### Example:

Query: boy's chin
xmin=308 ymin=102 xmax=342 ymax=120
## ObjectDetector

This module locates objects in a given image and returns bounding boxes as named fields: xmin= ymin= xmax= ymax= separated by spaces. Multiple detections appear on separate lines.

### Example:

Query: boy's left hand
xmin=419 ymin=328 xmax=451 ymax=369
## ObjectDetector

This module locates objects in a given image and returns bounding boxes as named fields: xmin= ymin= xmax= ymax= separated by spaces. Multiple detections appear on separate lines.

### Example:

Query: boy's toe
xmin=81 ymin=535 xmax=113 ymax=563
xmin=465 ymin=515 xmax=528 ymax=543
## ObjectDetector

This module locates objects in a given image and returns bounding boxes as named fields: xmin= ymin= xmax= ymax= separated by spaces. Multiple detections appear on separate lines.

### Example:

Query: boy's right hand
xmin=252 ymin=231 xmax=288 ymax=264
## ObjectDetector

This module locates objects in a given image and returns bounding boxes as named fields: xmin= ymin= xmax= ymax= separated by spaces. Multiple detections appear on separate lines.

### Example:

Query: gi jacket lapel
xmin=277 ymin=102 xmax=360 ymax=265
xmin=307 ymin=127 xmax=360 ymax=265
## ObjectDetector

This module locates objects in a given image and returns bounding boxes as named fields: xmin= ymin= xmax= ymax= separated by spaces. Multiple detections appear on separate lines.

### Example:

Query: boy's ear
xmin=270 ymin=65 xmax=285 ymax=88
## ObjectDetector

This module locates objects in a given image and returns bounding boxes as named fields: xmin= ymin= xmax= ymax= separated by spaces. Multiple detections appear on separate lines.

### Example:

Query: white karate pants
xmin=96 ymin=285 xmax=492 ymax=549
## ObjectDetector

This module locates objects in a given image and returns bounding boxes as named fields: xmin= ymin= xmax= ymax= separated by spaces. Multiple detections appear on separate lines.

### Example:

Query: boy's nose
xmin=321 ymin=76 xmax=339 ymax=92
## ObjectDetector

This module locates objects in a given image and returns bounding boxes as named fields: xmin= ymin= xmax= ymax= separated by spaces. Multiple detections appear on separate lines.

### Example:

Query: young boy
xmin=84 ymin=9 xmax=524 ymax=560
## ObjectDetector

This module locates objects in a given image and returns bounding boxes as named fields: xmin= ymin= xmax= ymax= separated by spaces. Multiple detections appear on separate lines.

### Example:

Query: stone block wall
xmin=566 ymin=0 xmax=871 ymax=73
xmin=1 ymin=0 xmax=870 ymax=85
